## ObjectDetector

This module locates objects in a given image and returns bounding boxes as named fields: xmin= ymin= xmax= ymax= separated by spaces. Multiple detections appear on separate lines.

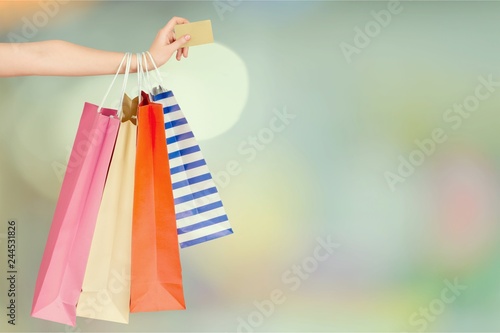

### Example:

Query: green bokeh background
xmin=2 ymin=1 xmax=500 ymax=332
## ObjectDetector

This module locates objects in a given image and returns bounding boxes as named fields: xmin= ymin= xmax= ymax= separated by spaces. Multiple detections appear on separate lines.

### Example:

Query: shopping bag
xmin=130 ymin=91 xmax=185 ymax=312
xmin=152 ymin=88 xmax=233 ymax=248
xmin=76 ymin=94 xmax=138 ymax=323
xmin=32 ymin=54 xmax=132 ymax=326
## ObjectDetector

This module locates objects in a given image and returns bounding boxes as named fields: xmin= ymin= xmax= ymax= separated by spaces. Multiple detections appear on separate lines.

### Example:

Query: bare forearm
xmin=0 ymin=41 xmax=139 ymax=77
xmin=0 ymin=17 xmax=190 ymax=78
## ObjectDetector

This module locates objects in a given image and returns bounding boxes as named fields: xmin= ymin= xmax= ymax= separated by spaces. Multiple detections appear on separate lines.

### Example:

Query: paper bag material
xmin=76 ymin=95 xmax=138 ymax=324
xmin=130 ymin=91 xmax=185 ymax=313
xmin=31 ymin=104 xmax=120 ymax=326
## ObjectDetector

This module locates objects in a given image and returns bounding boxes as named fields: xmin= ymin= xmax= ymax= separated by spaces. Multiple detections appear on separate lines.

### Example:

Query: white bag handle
xmin=136 ymin=53 xmax=141 ymax=97
xmin=136 ymin=52 xmax=143 ymax=104
xmin=145 ymin=51 xmax=164 ymax=85
xmin=142 ymin=51 xmax=166 ymax=93
xmin=138 ymin=52 xmax=154 ymax=95
xmin=98 ymin=52 xmax=132 ymax=117
xmin=117 ymin=53 xmax=133 ymax=119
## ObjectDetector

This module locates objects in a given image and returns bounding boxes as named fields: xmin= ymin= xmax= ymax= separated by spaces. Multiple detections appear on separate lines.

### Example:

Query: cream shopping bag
xmin=76 ymin=94 xmax=138 ymax=323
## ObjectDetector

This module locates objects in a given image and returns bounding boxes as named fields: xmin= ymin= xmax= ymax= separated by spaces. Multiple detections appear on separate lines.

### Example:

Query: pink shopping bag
xmin=32 ymin=54 xmax=132 ymax=326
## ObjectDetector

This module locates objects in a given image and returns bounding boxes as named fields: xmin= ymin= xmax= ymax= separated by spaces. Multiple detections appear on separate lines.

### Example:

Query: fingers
xmin=171 ymin=34 xmax=191 ymax=51
xmin=152 ymin=17 xmax=191 ymax=64
xmin=163 ymin=16 xmax=190 ymax=33
xmin=177 ymin=45 xmax=189 ymax=61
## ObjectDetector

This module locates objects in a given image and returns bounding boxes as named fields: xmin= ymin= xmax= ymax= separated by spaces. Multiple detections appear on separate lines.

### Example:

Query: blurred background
xmin=2 ymin=1 xmax=500 ymax=332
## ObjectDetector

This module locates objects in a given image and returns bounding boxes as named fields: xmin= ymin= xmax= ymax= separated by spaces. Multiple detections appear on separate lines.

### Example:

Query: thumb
xmin=172 ymin=34 xmax=191 ymax=49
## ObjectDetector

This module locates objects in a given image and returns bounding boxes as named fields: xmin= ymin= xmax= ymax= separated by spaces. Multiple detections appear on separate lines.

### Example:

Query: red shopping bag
xmin=130 ymin=91 xmax=185 ymax=312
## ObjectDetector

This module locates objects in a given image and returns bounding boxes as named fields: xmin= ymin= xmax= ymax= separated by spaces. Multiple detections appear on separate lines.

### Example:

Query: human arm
xmin=0 ymin=16 xmax=191 ymax=77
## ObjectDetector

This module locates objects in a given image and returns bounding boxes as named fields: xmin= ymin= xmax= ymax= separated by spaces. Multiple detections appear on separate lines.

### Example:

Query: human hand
xmin=148 ymin=16 xmax=191 ymax=68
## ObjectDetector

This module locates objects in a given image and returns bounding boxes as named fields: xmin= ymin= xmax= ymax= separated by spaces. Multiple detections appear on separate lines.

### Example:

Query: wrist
xmin=147 ymin=49 xmax=167 ymax=69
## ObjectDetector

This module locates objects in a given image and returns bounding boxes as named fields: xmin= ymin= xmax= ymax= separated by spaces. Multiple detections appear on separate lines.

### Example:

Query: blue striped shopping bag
xmin=152 ymin=88 xmax=233 ymax=248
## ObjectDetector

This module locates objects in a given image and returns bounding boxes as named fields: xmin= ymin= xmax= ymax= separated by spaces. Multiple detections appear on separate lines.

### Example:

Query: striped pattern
xmin=152 ymin=90 xmax=233 ymax=248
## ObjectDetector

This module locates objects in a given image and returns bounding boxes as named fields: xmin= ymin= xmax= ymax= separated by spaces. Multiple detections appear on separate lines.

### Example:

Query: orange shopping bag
xmin=130 ymin=91 xmax=185 ymax=312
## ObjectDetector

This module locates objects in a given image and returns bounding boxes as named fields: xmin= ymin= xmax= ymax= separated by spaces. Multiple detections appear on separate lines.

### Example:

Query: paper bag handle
xmin=98 ymin=52 xmax=132 ymax=117
xmin=141 ymin=51 xmax=166 ymax=93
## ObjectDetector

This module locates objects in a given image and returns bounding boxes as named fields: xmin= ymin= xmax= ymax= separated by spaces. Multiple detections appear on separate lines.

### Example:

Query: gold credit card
xmin=174 ymin=20 xmax=214 ymax=47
